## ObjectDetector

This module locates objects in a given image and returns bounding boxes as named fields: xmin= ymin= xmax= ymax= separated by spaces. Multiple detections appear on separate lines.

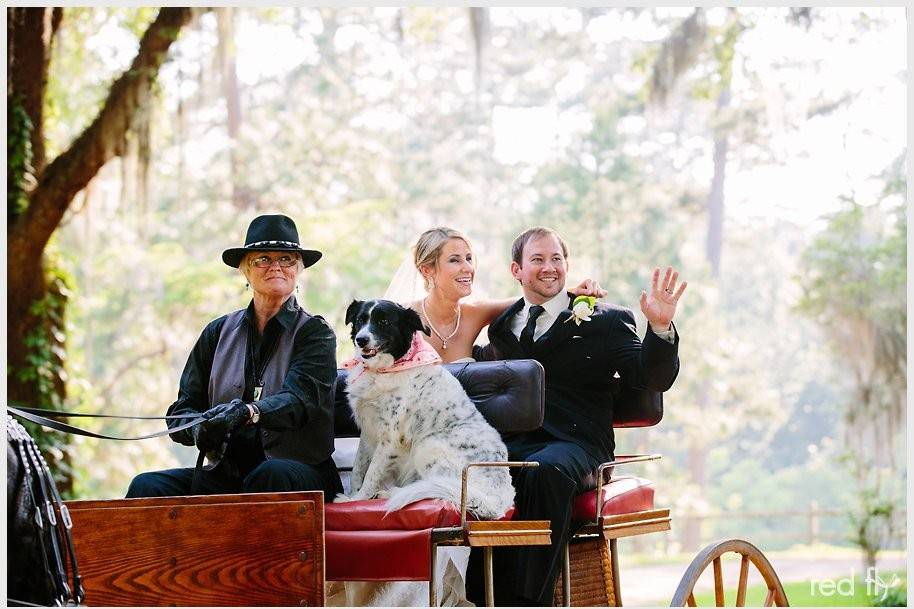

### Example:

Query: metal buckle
xmin=59 ymin=504 xmax=73 ymax=529
xmin=46 ymin=500 xmax=58 ymax=526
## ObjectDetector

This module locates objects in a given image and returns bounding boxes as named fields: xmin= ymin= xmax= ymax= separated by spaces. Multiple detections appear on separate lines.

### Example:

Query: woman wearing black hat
xmin=126 ymin=214 xmax=343 ymax=499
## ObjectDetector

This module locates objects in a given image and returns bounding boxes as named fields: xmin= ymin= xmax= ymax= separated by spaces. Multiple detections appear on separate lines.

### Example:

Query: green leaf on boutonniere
xmin=565 ymin=296 xmax=596 ymax=326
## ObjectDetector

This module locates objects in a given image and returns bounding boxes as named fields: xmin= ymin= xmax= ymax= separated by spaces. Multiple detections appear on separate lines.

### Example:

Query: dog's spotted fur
xmin=339 ymin=299 xmax=514 ymax=519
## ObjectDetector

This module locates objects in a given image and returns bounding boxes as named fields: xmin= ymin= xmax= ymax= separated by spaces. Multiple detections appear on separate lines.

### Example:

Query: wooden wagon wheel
xmin=670 ymin=539 xmax=788 ymax=607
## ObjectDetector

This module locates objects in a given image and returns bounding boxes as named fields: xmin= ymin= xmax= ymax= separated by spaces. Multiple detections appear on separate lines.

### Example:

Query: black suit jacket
xmin=485 ymin=295 xmax=680 ymax=462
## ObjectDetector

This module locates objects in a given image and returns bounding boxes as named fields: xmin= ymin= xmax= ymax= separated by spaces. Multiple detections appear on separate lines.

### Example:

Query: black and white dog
xmin=339 ymin=299 xmax=514 ymax=519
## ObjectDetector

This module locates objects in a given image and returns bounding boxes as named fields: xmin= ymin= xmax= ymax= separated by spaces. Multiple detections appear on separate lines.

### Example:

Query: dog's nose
xmin=356 ymin=335 xmax=370 ymax=348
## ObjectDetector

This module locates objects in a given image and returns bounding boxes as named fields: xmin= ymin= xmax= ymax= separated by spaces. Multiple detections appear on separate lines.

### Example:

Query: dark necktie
xmin=520 ymin=305 xmax=545 ymax=348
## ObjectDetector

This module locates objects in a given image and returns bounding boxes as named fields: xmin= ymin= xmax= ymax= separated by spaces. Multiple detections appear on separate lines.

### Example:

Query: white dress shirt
xmin=510 ymin=292 xmax=677 ymax=344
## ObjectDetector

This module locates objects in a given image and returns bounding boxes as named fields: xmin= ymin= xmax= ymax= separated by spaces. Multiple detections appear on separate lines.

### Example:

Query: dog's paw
xmin=375 ymin=488 xmax=395 ymax=499
xmin=333 ymin=493 xmax=356 ymax=503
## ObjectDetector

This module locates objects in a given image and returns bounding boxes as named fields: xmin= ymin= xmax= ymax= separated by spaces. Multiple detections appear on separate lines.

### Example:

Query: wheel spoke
xmin=713 ymin=557 xmax=724 ymax=606
xmin=671 ymin=539 xmax=788 ymax=608
xmin=736 ymin=554 xmax=749 ymax=607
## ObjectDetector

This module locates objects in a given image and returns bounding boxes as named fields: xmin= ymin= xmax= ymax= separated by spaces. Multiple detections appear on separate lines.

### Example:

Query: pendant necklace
xmin=421 ymin=298 xmax=461 ymax=350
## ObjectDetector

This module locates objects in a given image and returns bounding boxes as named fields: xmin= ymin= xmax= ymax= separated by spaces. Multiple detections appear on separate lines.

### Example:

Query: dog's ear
xmin=345 ymin=300 xmax=363 ymax=326
xmin=401 ymin=305 xmax=429 ymax=337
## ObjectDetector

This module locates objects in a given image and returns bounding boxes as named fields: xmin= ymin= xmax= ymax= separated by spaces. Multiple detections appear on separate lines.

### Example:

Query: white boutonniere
xmin=564 ymin=295 xmax=596 ymax=326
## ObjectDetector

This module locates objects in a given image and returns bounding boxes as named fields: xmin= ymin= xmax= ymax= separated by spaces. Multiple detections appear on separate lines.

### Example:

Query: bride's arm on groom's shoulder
xmin=568 ymin=278 xmax=608 ymax=299
xmin=467 ymin=277 xmax=607 ymax=327
xmin=468 ymin=298 xmax=519 ymax=326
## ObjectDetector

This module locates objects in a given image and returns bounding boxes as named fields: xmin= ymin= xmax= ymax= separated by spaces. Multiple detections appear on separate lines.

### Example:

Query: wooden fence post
xmin=808 ymin=500 xmax=820 ymax=545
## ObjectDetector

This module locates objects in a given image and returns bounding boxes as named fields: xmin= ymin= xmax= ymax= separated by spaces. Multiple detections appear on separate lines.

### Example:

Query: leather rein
xmin=7 ymin=406 xmax=204 ymax=441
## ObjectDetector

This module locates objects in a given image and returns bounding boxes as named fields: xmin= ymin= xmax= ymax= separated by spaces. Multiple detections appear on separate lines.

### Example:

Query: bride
xmin=387 ymin=227 xmax=606 ymax=362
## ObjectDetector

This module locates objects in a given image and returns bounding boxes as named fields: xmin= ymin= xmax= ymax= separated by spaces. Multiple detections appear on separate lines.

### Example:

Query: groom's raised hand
xmin=639 ymin=266 xmax=687 ymax=332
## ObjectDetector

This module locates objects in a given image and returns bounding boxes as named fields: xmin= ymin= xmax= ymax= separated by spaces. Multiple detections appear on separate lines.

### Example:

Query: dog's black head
xmin=345 ymin=299 xmax=429 ymax=369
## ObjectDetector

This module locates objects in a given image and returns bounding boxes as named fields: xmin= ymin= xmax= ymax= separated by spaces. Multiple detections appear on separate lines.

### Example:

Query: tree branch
xmin=9 ymin=8 xmax=192 ymax=269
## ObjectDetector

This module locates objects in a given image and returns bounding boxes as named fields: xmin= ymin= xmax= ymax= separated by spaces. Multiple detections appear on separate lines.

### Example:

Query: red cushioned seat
xmin=327 ymin=529 xmax=434 ymax=581
xmin=326 ymin=498 xmax=460 ymax=531
xmin=571 ymin=476 xmax=655 ymax=521
xmin=326 ymin=498 xmax=515 ymax=531
xmin=325 ymin=500 xmax=518 ymax=581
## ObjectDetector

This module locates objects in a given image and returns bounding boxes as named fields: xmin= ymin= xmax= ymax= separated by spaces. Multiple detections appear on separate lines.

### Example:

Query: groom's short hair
xmin=511 ymin=227 xmax=569 ymax=266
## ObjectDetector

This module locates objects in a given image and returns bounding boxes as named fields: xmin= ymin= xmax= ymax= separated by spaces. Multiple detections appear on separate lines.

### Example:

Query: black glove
xmin=192 ymin=423 xmax=224 ymax=454
xmin=194 ymin=399 xmax=250 ymax=452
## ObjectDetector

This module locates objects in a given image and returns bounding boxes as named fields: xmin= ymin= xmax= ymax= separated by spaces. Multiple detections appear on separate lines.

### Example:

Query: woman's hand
xmin=195 ymin=399 xmax=250 ymax=451
xmin=568 ymin=278 xmax=608 ymax=299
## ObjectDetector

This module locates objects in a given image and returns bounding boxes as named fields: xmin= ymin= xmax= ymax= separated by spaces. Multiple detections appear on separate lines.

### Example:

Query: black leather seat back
xmin=610 ymin=377 xmax=664 ymax=428
xmin=333 ymin=359 xmax=546 ymax=438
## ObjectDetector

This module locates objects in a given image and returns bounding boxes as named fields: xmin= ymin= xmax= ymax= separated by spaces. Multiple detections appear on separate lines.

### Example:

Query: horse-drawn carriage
xmin=9 ymin=359 xmax=788 ymax=607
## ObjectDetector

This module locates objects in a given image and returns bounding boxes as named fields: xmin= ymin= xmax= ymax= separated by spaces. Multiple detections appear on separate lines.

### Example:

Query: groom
xmin=470 ymin=226 xmax=685 ymax=606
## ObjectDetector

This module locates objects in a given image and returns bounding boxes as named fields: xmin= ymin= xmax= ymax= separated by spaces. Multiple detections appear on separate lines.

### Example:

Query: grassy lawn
xmin=689 ymin=571 xmax=906 ymax=607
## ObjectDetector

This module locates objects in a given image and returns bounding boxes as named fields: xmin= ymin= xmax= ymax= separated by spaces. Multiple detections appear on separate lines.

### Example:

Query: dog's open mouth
xmin=360 ymin=347 xmax=379 ymax=359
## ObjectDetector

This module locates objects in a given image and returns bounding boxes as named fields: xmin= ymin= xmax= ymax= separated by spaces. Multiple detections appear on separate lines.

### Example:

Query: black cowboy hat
xmin=222 ymin=214 xmax=322 ymax=268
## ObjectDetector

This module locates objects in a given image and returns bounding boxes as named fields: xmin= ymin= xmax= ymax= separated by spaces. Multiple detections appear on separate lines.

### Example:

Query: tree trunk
xmin=469 ymin=8 xmax=489 ymax=95
xmin=705 ymin=86 xmax=730 ymax=278
xmin=216 ymin=7 xmax=253 ymax=211
xmin=7 ymin=7 xmax=62 ymax=176
xmin=7 ymin=7 xmax=64 ymax=412
xmin=7 ymin=7 xmax=192 ymax=423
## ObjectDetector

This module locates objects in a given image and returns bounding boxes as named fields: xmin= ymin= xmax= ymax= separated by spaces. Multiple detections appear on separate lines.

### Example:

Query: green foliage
xmin=796 ymin=160 xmax=906 ymax=569
xmin=846 ymin=484 xmax=895 ymax=548
xmin=16 ymin=254 xmax=78 ymax=495
xmin=871 ymin=579 xmax=907 ymax=607
xmin=44 ymin=8 xmax=158 ymax=159
xmin=705 ymin=451 xmax=854 ymax=550
xmin=7 ymin=95 xmax=33 ymax=222
xmin=798 ymin=204 xmax=905 ymax=324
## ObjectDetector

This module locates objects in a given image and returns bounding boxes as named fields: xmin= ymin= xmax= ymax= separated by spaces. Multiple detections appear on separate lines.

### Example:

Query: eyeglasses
xmin=249 ymin=254 xmax=299 ymax=268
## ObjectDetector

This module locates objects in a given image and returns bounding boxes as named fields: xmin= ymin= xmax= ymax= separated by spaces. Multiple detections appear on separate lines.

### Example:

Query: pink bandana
xmin=341 ymin=332 xmax=442 ymax=379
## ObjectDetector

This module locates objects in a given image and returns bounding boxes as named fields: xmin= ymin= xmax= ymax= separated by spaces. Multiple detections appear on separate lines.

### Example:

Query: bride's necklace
xmin=420 ymin=298 xmax=461 ymax=350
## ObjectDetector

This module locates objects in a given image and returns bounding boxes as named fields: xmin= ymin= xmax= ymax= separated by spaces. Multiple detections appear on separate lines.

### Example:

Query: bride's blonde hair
xmin=414 ymin=227 xmax=472 ymax=291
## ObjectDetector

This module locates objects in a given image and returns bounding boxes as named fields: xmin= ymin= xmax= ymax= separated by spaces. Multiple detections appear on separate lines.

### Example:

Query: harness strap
xmin=8 ymin=406 xmax=204 ymax=441
xmin=36 ymin=448 xmax=85 ymax=604
xmin=24 ymin=434 xmax=72 ymax=605
xmin=190 ymin=449 xmax=207 ymax=495
xmin=8 ymin=424 xmax=58 ymax=603
xmin=10 ymin=421 xmax=71 ymax=605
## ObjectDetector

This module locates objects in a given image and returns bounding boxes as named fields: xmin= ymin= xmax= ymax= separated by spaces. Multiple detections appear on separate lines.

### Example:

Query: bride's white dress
xmin=450 ymin=357 xmax=476 ymax=363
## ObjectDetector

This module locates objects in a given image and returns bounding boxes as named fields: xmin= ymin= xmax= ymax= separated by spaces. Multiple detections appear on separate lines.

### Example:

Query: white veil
xmin=383 ymin=250 xmax=425 ymax=306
